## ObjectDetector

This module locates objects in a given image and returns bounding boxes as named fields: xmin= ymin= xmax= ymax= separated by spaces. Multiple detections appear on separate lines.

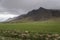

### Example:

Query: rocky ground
xmin=0 ymin=30 xmax=60 ymax=40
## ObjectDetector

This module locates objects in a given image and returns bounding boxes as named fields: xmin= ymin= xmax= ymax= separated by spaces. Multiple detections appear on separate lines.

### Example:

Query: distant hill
xmin=8 ymin=7 xmax=60 ymax=22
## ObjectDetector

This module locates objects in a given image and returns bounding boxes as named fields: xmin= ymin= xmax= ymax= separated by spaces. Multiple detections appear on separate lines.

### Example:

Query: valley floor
xmin=0 ymin=19 xmax=60 ymax=40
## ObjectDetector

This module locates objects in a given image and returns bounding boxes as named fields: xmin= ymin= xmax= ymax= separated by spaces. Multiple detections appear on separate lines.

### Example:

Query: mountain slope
xmin=9 ymin=7 xmax=60 ymax=22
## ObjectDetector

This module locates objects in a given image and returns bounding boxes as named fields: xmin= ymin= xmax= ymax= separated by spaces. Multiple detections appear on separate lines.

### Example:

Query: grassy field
xmin=0 ymin=20 xmax=60 ymax=33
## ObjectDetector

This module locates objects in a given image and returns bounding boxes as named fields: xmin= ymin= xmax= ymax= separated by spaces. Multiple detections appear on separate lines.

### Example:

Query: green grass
xmin=0 ymin=20 xmax=60 ymax=33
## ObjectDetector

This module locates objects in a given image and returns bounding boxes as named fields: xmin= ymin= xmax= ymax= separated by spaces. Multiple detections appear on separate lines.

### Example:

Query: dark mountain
xmin=10 ymin=7 xmax=60 ymax=22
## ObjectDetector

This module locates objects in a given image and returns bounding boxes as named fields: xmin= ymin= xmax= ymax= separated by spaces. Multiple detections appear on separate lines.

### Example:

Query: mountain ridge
xmin=8 ymin=7 xmax=60 ymax=22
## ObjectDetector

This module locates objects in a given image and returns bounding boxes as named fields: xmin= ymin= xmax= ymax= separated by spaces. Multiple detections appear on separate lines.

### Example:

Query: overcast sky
xmin=0 ymin=0 xmax=60 ymax=14
xmin=0 ymin=12 xmax=18 ymax=22
xmin=0 ymin=0 xmax=60 ymax=22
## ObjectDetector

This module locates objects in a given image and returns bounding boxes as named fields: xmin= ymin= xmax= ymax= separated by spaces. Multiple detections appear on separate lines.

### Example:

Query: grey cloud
xmin=2 ymin=0 xmax=60 ymax=10
xmin=0 ymin=0 xmax=60 ymax=15
xmin=1 ymin=0 xmax=47 ymax=10
xmin=0 ymin=0 xmax=2 ymax=2
xmin=41 ymin=0 xmax=60 ymax=9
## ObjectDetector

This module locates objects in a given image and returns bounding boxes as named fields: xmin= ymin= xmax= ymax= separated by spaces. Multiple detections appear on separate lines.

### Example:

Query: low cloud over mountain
xmin=11 ymin=7 xmax=60 ymax=22
xmin=0 ymin=0 xmax=60 ymax=15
